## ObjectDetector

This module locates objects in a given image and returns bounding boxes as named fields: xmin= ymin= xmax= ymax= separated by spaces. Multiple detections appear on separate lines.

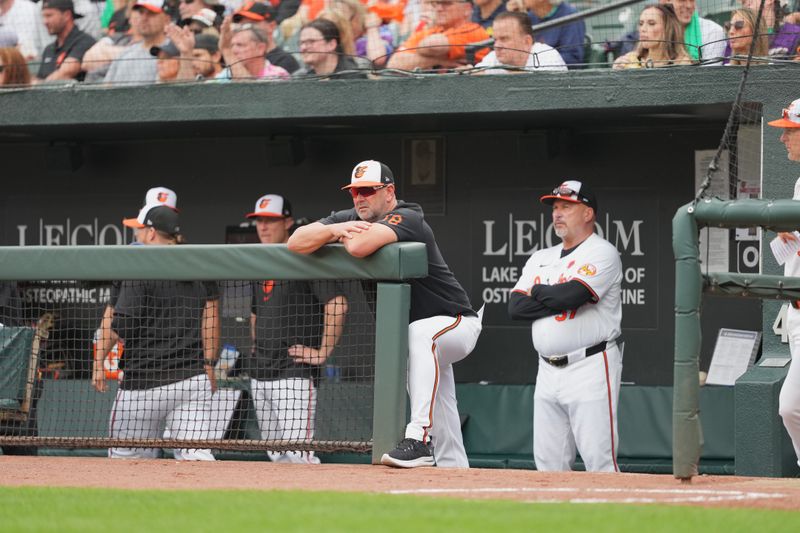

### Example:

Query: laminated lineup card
xmin=706 ymin=329 xmax=761 ymax=386
xmin=770 ymin=232 xmax=800 ymax=266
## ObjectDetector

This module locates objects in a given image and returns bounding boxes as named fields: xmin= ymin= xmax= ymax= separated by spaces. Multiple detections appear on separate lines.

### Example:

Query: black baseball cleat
xmin=380 ymin=438 xmax=435 ymax=468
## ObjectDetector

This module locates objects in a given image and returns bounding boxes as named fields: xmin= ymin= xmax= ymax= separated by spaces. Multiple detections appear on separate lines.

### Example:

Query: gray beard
xmin=554 ymin=227 xmax=567 ymax=239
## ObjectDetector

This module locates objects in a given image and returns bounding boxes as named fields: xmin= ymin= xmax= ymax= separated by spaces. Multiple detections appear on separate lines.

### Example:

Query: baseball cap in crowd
xmin=190 ymin=8 xmax=217 ymax=27
xmin=342 ymin=160 xmax=395 ymax=189
xmin=540 ymin=180 xmax=598 ymax=212
xmin=768 ymin=98 xmax=800 ymax=129
xmin=145 ymin=186 xmax=178 ymax=210
xmin=246 ymin=194 xmax=292 ymax=218
xmin=150 ymin=40 xmax=180 ymax=58
xmin=233 ymin=1 xmax=276 ymax=23
xmin=41 ymin=0 xmax=84 ymax=18
xmin=194 ymin=33 xmax=219 ymax=54
xmin=0 ymin=26 xmax=18 ymax=48
xmin=123 ymin=204 xmax=181 ymax=235
xmin=133 ymin=0 xmax=166 ymax=14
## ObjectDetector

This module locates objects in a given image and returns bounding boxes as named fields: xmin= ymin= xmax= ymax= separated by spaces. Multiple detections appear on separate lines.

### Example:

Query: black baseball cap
xmin=194 ymin=33 xmax=219 ymax=54
xmin=41 ymin=0 xmax=84 ymax=18
xmin=150 ymin=40 xmax=180 ymax=58
xmin=342 ymin=160 xmax=395 ymax=189
xmin=540 ymin=180 xmax=598 ymax=212
xmin=233 ymin=1 xmax=276 ymax=23
xmin=123 ymin=205 xmax=181 ymax=235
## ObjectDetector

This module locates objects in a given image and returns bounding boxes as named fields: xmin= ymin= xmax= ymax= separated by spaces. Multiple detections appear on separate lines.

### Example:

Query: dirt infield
xmin=2 ymin=456 xmax=799 ymax=510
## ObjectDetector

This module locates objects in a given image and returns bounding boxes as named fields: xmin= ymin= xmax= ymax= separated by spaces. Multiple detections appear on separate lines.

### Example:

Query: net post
xmin=371 ymin=282 xmax=410 ymax=464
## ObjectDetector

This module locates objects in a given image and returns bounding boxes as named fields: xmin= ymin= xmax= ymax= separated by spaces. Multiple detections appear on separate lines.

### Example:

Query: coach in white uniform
xmin=509 ymin=180 xmax=623 ymax=472
xmin=769 ymin=99 xmax=800 ymax=467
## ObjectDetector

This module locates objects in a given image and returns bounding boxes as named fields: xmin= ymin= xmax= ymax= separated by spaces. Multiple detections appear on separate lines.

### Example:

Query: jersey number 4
xmin=555 ymin=309 xmax=577 ymax=322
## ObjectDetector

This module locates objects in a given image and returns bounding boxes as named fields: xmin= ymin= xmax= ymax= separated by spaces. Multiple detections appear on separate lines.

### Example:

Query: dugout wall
xmin=1 ymin=67 xmax=799 ymax=468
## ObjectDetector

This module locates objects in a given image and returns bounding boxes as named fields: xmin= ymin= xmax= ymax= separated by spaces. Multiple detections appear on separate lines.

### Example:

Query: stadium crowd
xmin=0 ymin=0 xmax=799 ymax=85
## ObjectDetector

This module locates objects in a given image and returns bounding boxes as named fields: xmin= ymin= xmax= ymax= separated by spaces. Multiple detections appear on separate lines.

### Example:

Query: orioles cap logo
xmin=259 ymin=198 xmax=271 ymax=209
xmin=578 ymin=264 xmax=597 ymax=277
xmin=157 ymin=192 xmax=169 ymax=202
xmin=354 ymin=165 xmax=368 ymax=179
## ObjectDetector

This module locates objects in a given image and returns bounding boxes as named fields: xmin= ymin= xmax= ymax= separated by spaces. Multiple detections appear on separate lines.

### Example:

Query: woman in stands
xmin=724 ymin=8 xmax=769 ymax=65
xmin=0 ymin=46 xmax=31 ymax=86
xmin=295 ymin=18 xmax=367 ymax=78
xmin=613 ymin=4 xmax=692 ymax=69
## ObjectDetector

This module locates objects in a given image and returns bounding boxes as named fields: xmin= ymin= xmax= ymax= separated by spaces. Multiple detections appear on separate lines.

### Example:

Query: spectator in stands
xmin=82 ymin=4 xmax=142 ymax=82
xmin=150 ymin=39 xmax=188 ymax=81
xmin=613 ymin=3 xmax=692 ymax=69
xmin=218 ymin=19 xmax=289 ymax=80
xmin=191 ymin=32 xmax=222 ymax=78
xmin=506 ymin=0 xmax=584 ymax=67
xmin=317 ymin=8 xmax=358 ymax=57
xmin=234 ymin=1 xmax=300 ymax=73
xmin=724 ymin=8 xmax=769 ymax=65
xmin=186 ymin=7 xmax=218 ymax=33
xmin=472 ymin=0 xmax=506 ymax=36
xmin=178 ymin=0 xmax=222 ymax=27
xmin=37 ymin=0 xmax=96 ymax=82
xmin=740 ymin=0 xmax=800 ymax=60
xmin=388 ymin=0 xmax=490 ymax=71
xmin=0 ymin=0 xmax=49 ymax=60
xmin=241 ymin=193 xmax=349 ymax=464
xmin=660 ymin=0 xmax=725 ymax=63
xmin=0 ymin=44 xmax=30 ymax=84
xmin=294 ymin=18 xmax=367 ymax=78
xmin=0 ymin=23 xmax=19 ymax=48
xmin=104 ymin=0 xmax=170 ymax=85
xmin=473 ymin=10 xmax=566 ymax=72
xmin=331 ymin=0 xmax=395 ymax=67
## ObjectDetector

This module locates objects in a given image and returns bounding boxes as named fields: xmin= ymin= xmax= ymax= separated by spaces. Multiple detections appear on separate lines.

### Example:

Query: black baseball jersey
xmin=246 ymin=279 xmax=346 ymax=380
xmin=320 ymin=201 xmax=475 ymax=322
xmin=111 ymin=280 xmax=219 ymax=390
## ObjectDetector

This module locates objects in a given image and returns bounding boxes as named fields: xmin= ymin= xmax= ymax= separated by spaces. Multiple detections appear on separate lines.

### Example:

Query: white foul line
xmin=385 ymin=487 xmax=787 ymax=504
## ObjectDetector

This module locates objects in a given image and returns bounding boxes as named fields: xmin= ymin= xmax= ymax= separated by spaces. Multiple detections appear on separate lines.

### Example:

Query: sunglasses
xmin=724 ymin=20 xmax=746 ymax=31
xmin=349 ymin=185 xmax=387 ymax=199
xmin=781 ymin=107 xmax=800 ymax=124
xmin=552 ymin=185 xmax=579 ymax=198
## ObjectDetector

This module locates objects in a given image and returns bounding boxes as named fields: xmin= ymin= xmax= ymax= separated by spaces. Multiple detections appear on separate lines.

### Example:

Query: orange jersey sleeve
xmin=443 ymin=22 xmax=490 ymax=61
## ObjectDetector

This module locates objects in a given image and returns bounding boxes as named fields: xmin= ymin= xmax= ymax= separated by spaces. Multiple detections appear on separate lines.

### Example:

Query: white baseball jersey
xmin=512 ymin=233 xmax=622 ymax=356
xmin=784 ymin=177 xmax=800 ymax=279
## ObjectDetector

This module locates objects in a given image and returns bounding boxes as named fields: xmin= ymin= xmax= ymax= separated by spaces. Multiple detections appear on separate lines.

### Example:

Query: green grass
xmin=0 ymin=487 xmax=797 ymax=532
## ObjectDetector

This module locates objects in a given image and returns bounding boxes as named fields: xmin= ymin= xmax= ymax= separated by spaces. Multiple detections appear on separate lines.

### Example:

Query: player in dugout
xmin=508 ymin=180 xmax=624 ymax=472
xmin=287 ymin=160 xmax=483 ymax=468
xmin=769 ymin=98 xmax=800 ymax=469
xmin=241 ymin=193 xmax=349 ymax=464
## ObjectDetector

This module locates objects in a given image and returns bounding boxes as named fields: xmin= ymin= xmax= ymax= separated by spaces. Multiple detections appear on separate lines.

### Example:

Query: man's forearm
xmin=287 ymin=222 xmax=337 ymax=254
xmin=320 ymin=296 xmax=348 ymax=359
xmin=202 ymin=299 xmax=221 ymax=362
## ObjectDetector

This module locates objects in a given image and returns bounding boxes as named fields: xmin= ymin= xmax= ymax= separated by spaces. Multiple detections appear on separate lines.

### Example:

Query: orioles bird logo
xmin=354 ymin=165 xmax=368 ymax=179
xmin=157 ymin=192 xmax=169 ymax=203
xmin=259 ymin=198 xmax=271 ymax=209
xmin=578 ymin=264 xmax=597 ymax=277
xmin=262 ymin=280 xmax=275 ymax=302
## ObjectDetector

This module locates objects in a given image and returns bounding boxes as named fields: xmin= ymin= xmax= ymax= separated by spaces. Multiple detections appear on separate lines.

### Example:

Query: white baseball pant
xmin=780 ymin=307 xmax=800 ymax=467
xmin=250 ymin=377 xmax=320 ymax=464
xmin=405 ymin=309 xmax=483 ymax=468
xmin=533 ymin=344 xmax=623 ymax=472
xmin=109 ymin=373 xmax=215 ymax=461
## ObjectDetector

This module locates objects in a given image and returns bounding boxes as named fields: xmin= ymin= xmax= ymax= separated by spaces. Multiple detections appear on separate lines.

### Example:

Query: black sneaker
xmin=380 ymin=438 xmax=435 ymax=468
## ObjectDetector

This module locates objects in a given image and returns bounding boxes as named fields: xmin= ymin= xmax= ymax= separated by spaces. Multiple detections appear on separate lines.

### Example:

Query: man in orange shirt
xmin=388 ymin=0 xmax=489 ymax=70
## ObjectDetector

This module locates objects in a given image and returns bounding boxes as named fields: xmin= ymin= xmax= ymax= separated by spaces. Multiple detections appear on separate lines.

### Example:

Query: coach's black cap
xmin=342 ymin=160 xmax=395 ymax=189
xmin=540 ymin=180 xmax=597 ymax=212
xmin=123 ymin=205 xmax=181 ymax=236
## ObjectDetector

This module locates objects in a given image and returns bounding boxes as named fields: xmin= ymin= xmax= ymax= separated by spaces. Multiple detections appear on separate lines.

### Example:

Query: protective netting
xmin=694 ymin=0 xmax=768 ymax=277
xmin=1 ymin=0 xmax=799 ymax=88
xmin=0 ymin=279 xmax=377 ymax=459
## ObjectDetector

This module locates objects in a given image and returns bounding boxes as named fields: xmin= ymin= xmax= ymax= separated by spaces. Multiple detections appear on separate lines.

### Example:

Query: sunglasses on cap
xmin=724 ymin=20 xmax=746 ymax=31
xmin=349 ymin=185 xmax=388 ymax=199
xmin=552 ymin=184 xmax=580 ymax=198
xmin=781 ymin=106 xmax=800 ymax=124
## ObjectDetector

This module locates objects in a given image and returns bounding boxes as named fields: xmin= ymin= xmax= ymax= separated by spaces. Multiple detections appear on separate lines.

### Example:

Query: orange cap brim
xmin=133 ymin=4 xmax=164 ymax=14
xmin=123 ymin=217 xmax=145 ymax=228
xmin=234 ymin=11 xmax=265 ymax=21
xmin=768 ymin=118 xmax=800 ymax=128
